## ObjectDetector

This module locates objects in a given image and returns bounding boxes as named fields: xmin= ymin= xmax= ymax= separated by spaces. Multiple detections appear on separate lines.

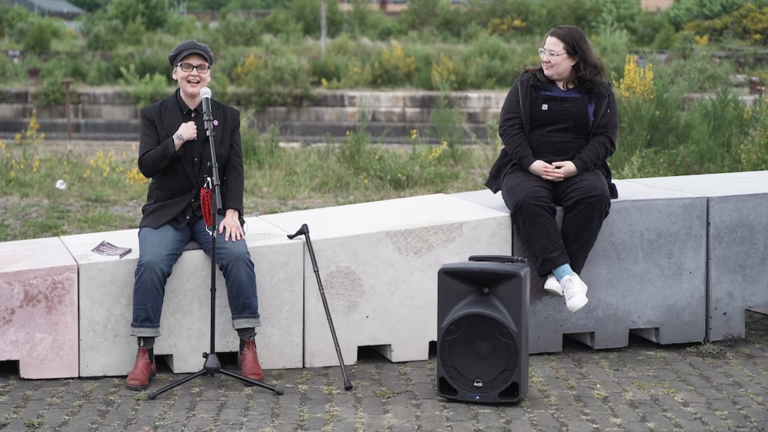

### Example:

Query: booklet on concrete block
xmin=89 ymin=241 xmax=132 ymax=261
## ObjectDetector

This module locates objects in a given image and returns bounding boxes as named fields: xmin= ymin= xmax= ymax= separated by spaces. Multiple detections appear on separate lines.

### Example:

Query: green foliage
xmin=653 ymin=23 xmax=678 ymax=50
xmin=429 ymin=82 xmax=465 ymax=155
xmin=0 ymin=4 xmax=35 ymax=40
xmin=694 ymin=3 xmax=768 ymax=45
xmin=242 ymin=124 xmax=285 ymax=168
xmin=163 ymin=14 xmax=199 ymax=36
xmin=664 ymin=0 xmax=750 ymax=30
xmin=232 ymin=53 xmax=314 ymax=111
xmin=265 ymin=0 xmax=343 ymax=39
xmin=107 ymin=0 xmax=168 ymax=32
xmin=592 ymin=24 xmax=630 ymax=81
xmin=663 ymin=56 xmax=734 ymax=93
xmin=216 ymin=14 xmax=265 ymax=46
xmin=80 ymin=11 xmax=123 ymax=51
xmin=119 ymin=65 xmax=171 ymax=107
xmin=22 ymin=19 xmax=63 ymax=54
xmin=588 ymin=0 xmax=642 ymax=32
xmin=34 ymin=78 xmax=68 ymax=107
xmin=398 ymin=0 xmax=442 ymax=33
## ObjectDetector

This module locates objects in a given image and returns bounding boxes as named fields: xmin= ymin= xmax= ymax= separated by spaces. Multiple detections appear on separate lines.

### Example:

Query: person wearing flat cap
xmin=125 ymin=39 xmax=264 ymax=391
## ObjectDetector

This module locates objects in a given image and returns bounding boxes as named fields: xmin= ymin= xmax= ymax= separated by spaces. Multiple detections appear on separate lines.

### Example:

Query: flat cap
xmin=168 ymin=39 xmax=214 ymax=68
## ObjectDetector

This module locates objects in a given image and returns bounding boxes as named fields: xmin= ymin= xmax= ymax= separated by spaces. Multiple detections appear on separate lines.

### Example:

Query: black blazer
xmin=485 ymin=71 xmax=619 ymax=199
xmin=137 ymin=93 xmax=244 ymax=229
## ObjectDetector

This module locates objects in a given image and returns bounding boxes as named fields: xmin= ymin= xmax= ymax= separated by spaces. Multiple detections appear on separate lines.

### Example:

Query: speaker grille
xmin=439 ymin=314 xmax=518 ymax=394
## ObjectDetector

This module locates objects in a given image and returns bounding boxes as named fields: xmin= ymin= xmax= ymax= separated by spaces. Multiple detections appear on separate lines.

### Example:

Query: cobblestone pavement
xmin=1 ymin=312 xmax=767 ymax=432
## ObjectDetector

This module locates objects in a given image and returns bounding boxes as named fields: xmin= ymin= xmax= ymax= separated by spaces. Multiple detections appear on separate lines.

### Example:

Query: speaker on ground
xmin=436 ymin=255 xmax=529 ymax=403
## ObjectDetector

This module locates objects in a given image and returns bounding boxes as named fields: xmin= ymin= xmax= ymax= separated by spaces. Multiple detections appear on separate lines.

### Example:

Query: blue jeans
xmin=131 ymin=215 xmax=260 ymax=337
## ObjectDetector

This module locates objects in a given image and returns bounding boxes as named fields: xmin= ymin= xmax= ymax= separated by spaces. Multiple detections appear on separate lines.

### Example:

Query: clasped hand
xmin=529 ymin=160 xmax=577 ymax=182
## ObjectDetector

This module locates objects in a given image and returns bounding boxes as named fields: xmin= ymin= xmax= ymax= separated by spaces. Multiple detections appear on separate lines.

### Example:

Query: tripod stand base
xmin=147 ymin=353 xmax=284 ymax=399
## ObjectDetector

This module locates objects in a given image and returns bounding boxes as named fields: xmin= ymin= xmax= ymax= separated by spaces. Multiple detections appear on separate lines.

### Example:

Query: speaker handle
xmin=468 ymin=255 xmax=528 ymax=264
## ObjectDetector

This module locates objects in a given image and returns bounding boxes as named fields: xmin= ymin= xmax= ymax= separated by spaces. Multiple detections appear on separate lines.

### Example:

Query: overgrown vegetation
xmin=1 ymin=1 xmax=768 ymax=243
xmin=2 ymin=0 xmax=768 ymax=107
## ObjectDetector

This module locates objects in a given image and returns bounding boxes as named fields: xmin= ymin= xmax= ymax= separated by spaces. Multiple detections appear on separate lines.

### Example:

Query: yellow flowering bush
xmin=487 ymin=16 xmax=527 ymax=37
xmin=615 ymin=56 xmax=654 ymax=101
xmin=371 ymin=42 xmax=417 ymax=87
xmin=431 ymin=54 xmax=459 ymax=90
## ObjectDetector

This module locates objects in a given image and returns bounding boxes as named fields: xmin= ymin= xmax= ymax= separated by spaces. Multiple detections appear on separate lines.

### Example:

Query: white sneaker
xmin=544 ymin=274 xmax=563 ymax=296
xmin=561 ymin=275 xmax=589 ymax=313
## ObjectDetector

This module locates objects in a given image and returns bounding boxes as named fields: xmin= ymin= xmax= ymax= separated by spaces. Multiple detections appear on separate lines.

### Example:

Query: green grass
xmin=3 ymin=81 xmax=768 ymax=243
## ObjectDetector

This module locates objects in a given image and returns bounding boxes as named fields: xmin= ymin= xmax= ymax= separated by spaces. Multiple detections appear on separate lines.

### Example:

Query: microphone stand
xmin=148 ymin=100 xmax=283 ymax=399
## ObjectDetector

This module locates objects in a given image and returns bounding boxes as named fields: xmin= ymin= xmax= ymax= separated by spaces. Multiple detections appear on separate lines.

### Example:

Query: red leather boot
xmin=125 ymin=347 xmax=157 ymax=391
xmin=238 ymin=339 xmax=264 ymax=382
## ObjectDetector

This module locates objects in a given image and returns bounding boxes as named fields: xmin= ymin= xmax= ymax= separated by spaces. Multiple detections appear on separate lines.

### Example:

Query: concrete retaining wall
xmin=0 ymin=88 xmax=507 ymax=143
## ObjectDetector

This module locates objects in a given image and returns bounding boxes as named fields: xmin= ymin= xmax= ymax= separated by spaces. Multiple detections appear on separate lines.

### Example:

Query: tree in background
xmin=106 ymin=0 xmax=168 ymax=32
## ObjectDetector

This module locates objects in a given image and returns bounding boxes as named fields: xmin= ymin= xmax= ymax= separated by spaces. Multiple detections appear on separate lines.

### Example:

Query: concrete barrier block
xmin=0 ymin=238 xmax=78 ymax=378
xmin=627 ymin=171 xmax=768 ymax=341
xmin=261 ymin=194 xmax=511 ymax=367
xmin=62 ymin=218 xmax=304 ymax=377
xmin=451 ymin=180 xmax=708 ymax=352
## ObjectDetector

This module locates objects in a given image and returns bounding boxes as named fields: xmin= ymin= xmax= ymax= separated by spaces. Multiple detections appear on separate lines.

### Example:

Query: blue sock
xmin=552 ymin=264 xmax=576 ymax=282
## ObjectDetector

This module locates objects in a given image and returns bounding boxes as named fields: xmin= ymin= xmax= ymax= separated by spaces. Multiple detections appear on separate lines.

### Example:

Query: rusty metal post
xmin=61 ymin=79 xmax=74 ymax=141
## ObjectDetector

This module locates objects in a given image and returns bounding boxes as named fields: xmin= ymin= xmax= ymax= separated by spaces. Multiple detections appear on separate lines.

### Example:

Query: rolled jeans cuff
xmin=131 ymin=327 xmax=161 ymax=337
xmin=233 ymin=317 xmax=261 ymax=330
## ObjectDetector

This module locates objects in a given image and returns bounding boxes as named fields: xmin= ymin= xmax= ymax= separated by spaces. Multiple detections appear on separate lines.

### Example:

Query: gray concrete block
xmin=627 ymin=171 xmax=768 ymax=341
xmin=451 ymin=180 xmax=708 ymax=352
xmin=61 ymin=217 xmax=304 ymax=377
xmin=261 ymin=194 xmax=511 ymax=367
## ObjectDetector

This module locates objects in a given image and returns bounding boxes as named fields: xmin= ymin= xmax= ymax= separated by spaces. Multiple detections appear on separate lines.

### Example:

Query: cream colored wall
xmin=641 ymin=0 xmax=675 ymax=12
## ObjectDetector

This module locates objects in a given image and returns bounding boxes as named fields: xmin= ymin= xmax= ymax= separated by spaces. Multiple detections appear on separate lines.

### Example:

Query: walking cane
xmin=288 ymin=224 xmax=354 ymax=391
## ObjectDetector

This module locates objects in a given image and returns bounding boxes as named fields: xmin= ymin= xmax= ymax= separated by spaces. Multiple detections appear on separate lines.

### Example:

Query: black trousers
xmin=501 ymin=167 xmax=610 ymax=278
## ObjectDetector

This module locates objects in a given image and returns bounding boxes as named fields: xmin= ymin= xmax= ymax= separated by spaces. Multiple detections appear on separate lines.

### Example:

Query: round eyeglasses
xmin=538 ymin=48 xmax=567 ymax=59
xmin=177 ymin=62 xmax=210 ymax=74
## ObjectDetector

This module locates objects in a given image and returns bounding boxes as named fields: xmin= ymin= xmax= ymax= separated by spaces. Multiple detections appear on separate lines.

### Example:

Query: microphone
xmin=200 ymin=87 xmax=212 ymax=115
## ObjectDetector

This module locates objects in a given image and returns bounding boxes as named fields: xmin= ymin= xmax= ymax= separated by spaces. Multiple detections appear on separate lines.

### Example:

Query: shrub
xmin=35 ymin=76 xmax=68 ymax=107
xmin=107 ymin=0 xmax=168 ymax=32
xmin=217 ymin=14 xmax=265 ymax=47
xmin=0 ymin=4 xmax=35 ymax=40
xmin=231 ymin=53 xmax=314 ymax=111
xmin=81 ymin=11 xmax=123 ymax=51
xmin=371 ymin=42 xmax=418 ymax=87
xmin=265 ymin=0 xmax=343 ymax=39
xmin=398 ymin=0 xmax=442 ymax=33
xmin=23 ymin=19 xmax=62 ymax=54
xmin=120 ymin=65 xmax=172 ymax=107
xmin=664 ymin=0 xmax=749 ymax=31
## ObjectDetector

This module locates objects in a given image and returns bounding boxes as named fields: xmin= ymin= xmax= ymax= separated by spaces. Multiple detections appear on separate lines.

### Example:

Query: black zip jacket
xmin=485 ymin=70 xmax=619 ymax=199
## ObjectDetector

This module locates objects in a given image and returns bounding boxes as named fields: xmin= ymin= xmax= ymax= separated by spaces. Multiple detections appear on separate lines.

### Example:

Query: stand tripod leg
xmin=219 ymin=369 xmax=284 ymax=394
xmin=148 ymin=369 xmax=207 ymax=400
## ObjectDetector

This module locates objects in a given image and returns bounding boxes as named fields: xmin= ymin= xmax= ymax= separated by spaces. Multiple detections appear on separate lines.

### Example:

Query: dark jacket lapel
xmin=159 ymin=93 xmax=196 ymax=184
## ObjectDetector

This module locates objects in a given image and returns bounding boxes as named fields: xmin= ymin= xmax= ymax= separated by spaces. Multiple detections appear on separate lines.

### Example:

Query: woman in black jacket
xmin=486 ymin=25 xmax=618 ymax=313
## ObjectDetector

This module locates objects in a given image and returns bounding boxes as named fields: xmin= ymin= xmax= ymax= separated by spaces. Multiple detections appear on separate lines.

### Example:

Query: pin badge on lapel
xmin=213 ymin=120 xmax=219 ymax=126
xmin=542 ymin=104 xmax=548 ymax=110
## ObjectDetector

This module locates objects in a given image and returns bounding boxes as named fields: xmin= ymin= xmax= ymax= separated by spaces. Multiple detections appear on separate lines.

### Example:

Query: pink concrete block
xmin=0 ymin=238 xmax=79 ymax=379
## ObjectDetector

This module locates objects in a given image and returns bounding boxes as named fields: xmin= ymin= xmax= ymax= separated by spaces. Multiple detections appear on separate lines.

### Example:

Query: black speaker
xmin=436 ymin=255 xmax=529 ymax=403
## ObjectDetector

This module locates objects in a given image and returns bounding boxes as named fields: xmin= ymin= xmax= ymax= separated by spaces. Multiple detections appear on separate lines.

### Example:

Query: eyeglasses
xmin=177 ymin=62 xmax=210 ymax=74
xmin=538 ymin=48 xmax=567 ymax=59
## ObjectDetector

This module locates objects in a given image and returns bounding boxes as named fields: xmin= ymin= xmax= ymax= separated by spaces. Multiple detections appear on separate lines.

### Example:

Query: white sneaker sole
xmin=544 ymin=282 xmax=563 ymax=297
xmin=567 ymin=296 xmax=588 ymax=313
xmin=544 ymin=275 xmax=563 ymax=296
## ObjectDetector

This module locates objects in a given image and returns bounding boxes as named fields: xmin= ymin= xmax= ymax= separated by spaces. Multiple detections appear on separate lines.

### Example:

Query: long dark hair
xmin=527 ymin=25 xmax=605 ymax=92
